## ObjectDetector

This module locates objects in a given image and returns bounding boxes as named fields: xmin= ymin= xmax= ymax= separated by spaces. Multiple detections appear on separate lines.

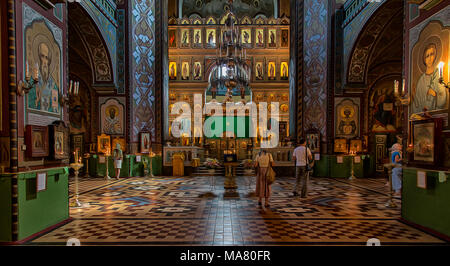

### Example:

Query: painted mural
xmin=181 ymin=0 xmax=275 ymax=19
xmin=131 ymin=0 xmax=156 ymax=142
xmin=23 ymin=3 xmax=62 ymax=117
xmin=100 ymin=98 xmax=125 ymax=136
xmin=335 ymin=98 xmax=359 ymax=139
xmin=410 ymin=21 xmax=449 ymax=114
xmin=303 ymin=0 xmax=328 ymax=138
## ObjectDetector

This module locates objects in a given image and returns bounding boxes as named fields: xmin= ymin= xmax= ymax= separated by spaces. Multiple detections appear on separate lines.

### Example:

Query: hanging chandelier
xmin=207 ymin=0 xmax=251 ymax=104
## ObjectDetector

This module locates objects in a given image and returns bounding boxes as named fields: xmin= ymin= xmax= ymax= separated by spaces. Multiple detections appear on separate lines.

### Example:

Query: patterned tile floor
xmin=28 ymin=176 xmax=447 ymax=245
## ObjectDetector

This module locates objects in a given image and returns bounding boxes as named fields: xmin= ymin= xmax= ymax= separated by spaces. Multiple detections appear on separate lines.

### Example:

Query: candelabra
xmin=393 ymin=79 xmax=410 ymax=106
xmin=438 ymin=62 xmax=450 ymax=90
xmin=59 ymin=80 xmax=80 ymax=107
xmin=348 ymin=151 xmax=356 ymax=180
xmin=17 ymin=62 xmax=39 ymax=96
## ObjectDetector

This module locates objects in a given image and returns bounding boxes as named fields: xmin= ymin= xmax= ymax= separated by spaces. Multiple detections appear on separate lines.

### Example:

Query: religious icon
xmin=268 ymin=62 xmax=276 ymax=80
xmin=335 ymin=98 xmax=360 ymax=139
xmin=411 ymin=22 xmax=449 ymax=114
xmin=334 ymin=139 xmax=348 ymax=153
xmin=181 ymin=29 xmax=189 ymax=47
xmin=281 ymin=29 xmax=289 ymax=48
xmin=206 ymin=29 xmax=216 ymax=47
xmin=280 ymin=62 xmax=288 ymax=80
xmin=370 ymin=86 xmax=396 ymax=132
xmin=306 ymin=132 xmax=320 ymax=153
xmin=255 ymin=29 xmax=264 ymax=47
xmin=255 ymin=62 xmax=263 ymax=80
xmin=350 ymin=139 xmax=363 ymax=153
xmin=25 ymin=19 xmax=61 ymax=115
xmin=25 ymin=125 xmax=49 ymax=157
xmin=168 ymin=29 xmax=177 ymax=48
xmin=50 ymin=121 xmax=68 ymax=160
xmin=97 ymin=134 xmax=111 ymax=154
xmin=112 ymin=138 xmax=127 ymax=154
xmin=181 ymin=61 xmax=190 ymax=80
xmin=102 ymin=104 xmax=123 ymax=135
xmin=193 ymin=61 xmax=202 ymax=80
xmin=140 ymin=132 xmax=151 ymax=153
xmin=268 ymin=29 xmax=276 ymax=48
xmin=169 ymin=62 xmax=177 ymax=80
xmin=241 ymin=29 xmax=251 ymax=45
xmin=193 ymin=29 xmax=202 ymax=45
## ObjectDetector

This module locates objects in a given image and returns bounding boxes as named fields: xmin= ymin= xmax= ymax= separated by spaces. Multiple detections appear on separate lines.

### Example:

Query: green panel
xmin=312 ymin=155 xmax=329 ymax=177
xmin=402 ymin=168 xmax=450 ymax=237
xmin=17 ymin=168 xmax=69 ymax=241
xmin=205 ymin=116 xmax=252 ymax=138
xmin=0 ymin=175 xmax=12 ymax=242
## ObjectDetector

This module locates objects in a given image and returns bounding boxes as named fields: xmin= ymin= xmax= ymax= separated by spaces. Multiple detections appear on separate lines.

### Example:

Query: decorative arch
xmin=68 ymin=4 xmax=114 ymax=85
xmin=346 ymin=0 xmax=403 ymax=84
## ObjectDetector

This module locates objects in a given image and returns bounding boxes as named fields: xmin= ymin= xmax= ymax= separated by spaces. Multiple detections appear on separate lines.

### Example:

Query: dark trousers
xmin=294 ymin=166 xmax=309 ymax=197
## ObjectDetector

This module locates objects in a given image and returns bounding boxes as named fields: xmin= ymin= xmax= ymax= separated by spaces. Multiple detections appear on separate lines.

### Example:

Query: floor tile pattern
xmin=31 ymin=176 xmax=446 ymax=245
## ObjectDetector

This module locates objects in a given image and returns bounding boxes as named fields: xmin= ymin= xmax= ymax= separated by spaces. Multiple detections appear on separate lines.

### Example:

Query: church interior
xmin=0 ymin=0 xmax=449 ymax=248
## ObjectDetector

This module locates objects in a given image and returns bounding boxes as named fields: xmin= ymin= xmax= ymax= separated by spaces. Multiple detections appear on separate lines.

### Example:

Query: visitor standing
xmin=255 ymin=150 xmax=274 ymax=207
xmin=391 ymin=143 xmax=403 ymax=196
xmin=113 ymin=143 xmax=123 ymax=180
xmin=292 ymin=139 xmax=313 ymax=198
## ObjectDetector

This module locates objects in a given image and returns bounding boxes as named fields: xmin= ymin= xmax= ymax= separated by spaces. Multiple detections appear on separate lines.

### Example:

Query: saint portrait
xmin=255 ymin=62 xmax=263 ymax=80
xmin=25 ymin=16 xmax=62 ymax=116
xmin=268 ymin=62 xmax=276 ymax=80
xmin=193 ymin=61 xmax=202 ymax=80
xmin=100 ymin=98 xmax=124 ymax=135
xmin=280 ymin=62 xmax=288 ymax=80
xmin=169 ymin=29 xmax=177 ymax=48
xmin=241 ymin=29 xmax=251 ymax=45
xmin=335 ymin=98 xmax=360 ymax=139
xmin=97 ymin=134 xmax=111 ymax=154
xmin=181 ymin=29 xmax=189 ymax=47
xmin=411 ymin=22 xmax=449 ymax=114
xmin=281 ymin=29 xmax=289 ymax=48
xmin=268 ymin=29 xmax=276 ymax=48
xmin=370 ymin=81 xmax=396 ymax=132
xmin=206 ymin=29 xmax=216 ymax=47
xmin=169 ymin=62 xmax=177 ymax=80
xmin=181 ymin=61 xmax=190 ymax=80
xmin=255 ymin=29 xmax=264 ymax=47
xmin=33 ymin=132 xmax=43 ymax=149
xmin=140 ymin=132 xmax=151 ymax=153
xmin=193 ymin=29 xmax=202 ymax=45
xmin=55 ymin=131 xmax=64 ymax=155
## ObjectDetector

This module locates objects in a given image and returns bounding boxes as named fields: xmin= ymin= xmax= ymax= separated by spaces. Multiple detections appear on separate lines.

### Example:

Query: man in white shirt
xmin=292 ymin=139 xmax=313 ymax=198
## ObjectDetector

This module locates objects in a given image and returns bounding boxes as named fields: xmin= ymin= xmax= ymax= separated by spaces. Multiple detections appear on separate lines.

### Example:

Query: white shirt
xmin=293 ymin=146 xmax=312 ymax=166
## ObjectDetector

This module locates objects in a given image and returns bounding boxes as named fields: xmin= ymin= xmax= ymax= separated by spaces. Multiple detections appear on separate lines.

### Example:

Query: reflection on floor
xmin=28 ymin=176 xmax=446 ymax=245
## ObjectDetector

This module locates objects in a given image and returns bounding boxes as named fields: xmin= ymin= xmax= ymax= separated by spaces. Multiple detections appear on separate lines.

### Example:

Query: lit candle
xmin=69 ymin=80 xmax=73 ymax=94
xmin=34 ymin=63 xmax=39 ymax=79
xmin=438 ymin=62 xmax=445 ymax=78
xmin=402 ymin=79 xmax=405 ymax=94
xmin=394 ymin=80 xmax=399 ymax=95
xmin=25 ymin=61 xmax=30 ymax=79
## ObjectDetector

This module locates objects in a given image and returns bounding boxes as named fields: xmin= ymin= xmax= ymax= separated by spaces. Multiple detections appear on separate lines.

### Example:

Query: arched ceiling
xmin=346 ymin=0 xmax=403 ymax=85
xmin=68 ymin=4 xmax=113 ymax=85
xmin=181 ymin=0 xmax=276 ymax=19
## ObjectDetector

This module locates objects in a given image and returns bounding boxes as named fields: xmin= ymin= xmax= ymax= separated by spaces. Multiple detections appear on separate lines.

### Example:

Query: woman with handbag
xmin=255 ymin=150 xmax=274 ymax=207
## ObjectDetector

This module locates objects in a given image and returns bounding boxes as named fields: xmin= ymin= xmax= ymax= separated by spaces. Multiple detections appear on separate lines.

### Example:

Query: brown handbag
xmin=267 ymin=166 xmax=276 ymax=185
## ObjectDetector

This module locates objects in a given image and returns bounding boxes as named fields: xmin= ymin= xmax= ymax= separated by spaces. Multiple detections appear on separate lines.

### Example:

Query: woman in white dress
xmin=113 ymin=143 xmax=123 ymax=180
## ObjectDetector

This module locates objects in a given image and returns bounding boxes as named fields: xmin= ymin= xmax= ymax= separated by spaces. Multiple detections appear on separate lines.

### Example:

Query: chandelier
xmin=207 ymin=0 xmax=251 ymax=104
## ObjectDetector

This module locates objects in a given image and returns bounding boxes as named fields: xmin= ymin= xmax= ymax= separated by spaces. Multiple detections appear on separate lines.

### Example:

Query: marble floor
xmin=27 ymin=175 xmax=447 ymax=245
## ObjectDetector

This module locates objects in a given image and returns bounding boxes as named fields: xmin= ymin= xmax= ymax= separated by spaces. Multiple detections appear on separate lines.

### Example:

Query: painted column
xmin=129 ymin=0 xmax=156 ymax=151
xmin=303 ymin=0 xmax=329 ymax=144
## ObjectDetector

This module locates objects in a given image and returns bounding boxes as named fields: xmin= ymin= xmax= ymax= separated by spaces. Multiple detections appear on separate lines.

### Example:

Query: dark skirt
xmin=255 ymin=167 xmax=271 ymax=198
